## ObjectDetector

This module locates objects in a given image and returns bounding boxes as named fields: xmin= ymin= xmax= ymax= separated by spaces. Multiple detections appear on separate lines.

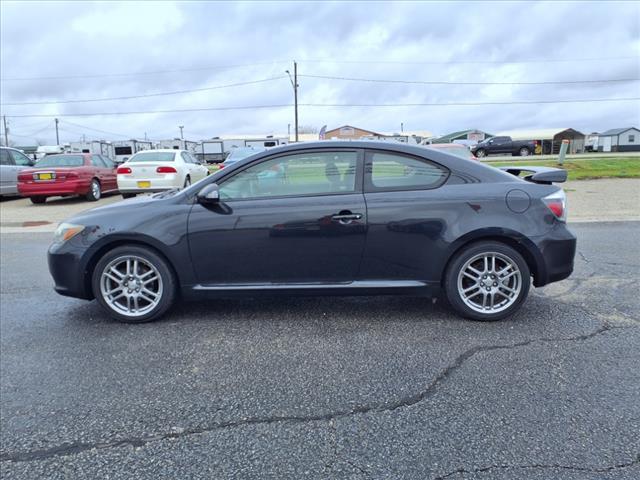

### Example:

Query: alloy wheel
xmin=457 ymin=252 xmax=522 ymax=313
xmin=99 ymin=255 xmax=163 ymax=317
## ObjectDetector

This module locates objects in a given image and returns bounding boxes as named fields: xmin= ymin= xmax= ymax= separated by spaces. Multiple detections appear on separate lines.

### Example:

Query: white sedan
xmin=117 ymin=149 xmax=209 ymax=198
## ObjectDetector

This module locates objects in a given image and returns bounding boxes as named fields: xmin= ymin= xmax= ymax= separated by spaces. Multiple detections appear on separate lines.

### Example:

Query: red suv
xmin=18 ymin=153 xmax=118 ymax=204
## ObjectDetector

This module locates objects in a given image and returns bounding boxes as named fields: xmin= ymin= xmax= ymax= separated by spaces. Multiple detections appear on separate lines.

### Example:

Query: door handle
xmin=332 ymin=212 xmax=363 ymax=222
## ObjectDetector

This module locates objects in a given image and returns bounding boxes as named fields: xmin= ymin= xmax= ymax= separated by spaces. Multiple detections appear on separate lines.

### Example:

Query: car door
xmin=98 ymin=155 xmax=118 ymax=191
xmin=187 ymin=149 xmax=367 ymax=285
xmin=186 ymin=152 xmax=208 ymax=181
xmin=0 ymin=149 xmax=17 ymax=195
xmin=359 ymin=149 xmax=450 ymax=282
xmin=491 ymin=136 xmax=510 ymax=154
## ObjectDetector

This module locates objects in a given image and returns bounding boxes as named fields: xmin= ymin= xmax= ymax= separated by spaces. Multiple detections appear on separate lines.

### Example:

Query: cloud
xmin=1 ymin=0 xmax=638 ymax=145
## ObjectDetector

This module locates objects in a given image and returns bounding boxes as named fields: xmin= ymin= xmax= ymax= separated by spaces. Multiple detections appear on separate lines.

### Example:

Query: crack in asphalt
xmin=2 ymin=321 xmax=637 ymax=465
xmin=432 ymin=453 xmax=640 ymax=479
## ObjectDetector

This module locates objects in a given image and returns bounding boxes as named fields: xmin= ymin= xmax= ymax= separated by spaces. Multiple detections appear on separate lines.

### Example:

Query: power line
xmin=4 ymin=97 xmax=638 ymax=118
xmin=299 ymin=55 xmax=640 ymax=65
xmin=299 ymin=74 xmax=640 ymax=86
xmin=0 ymin=61 xmax=290 ymax=82
xmin=2 ymin=76 xmax=287 ymax=106
xmin=59 ymin=120 xmax=132 ymax=138
xmin=302 ymin=98 xmax=640 ymax=107
xmin=3 ymin=55 xmax=637 ymax=82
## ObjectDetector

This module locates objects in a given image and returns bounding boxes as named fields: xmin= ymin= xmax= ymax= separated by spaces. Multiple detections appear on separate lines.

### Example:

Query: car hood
xmin=66 ymin=192 xmax=182 ymax=225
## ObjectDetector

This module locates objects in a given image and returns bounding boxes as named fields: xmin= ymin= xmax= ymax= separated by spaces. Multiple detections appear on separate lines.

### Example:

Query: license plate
xmin=37 ymin=173 xmax=54 ymax=181
xmin=137 ymin=181 xmax=151 ymax=188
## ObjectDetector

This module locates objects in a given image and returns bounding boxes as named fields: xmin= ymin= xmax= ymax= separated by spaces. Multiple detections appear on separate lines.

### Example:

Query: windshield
xmin=35 ymin=155 xmax=85 ymax=168
xmin=128 ymin=152 xmax=175 ymax=162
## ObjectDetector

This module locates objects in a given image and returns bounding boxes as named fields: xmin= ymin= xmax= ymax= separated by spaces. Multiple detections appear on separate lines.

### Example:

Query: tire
xmin=122 ymin=193 xmax=137 ymax=199
xmin=183 ymin=175 xmax=191 ymax=188
xmin=30 ymin=196 xmax=47 ymax=204
xmin=91 ymin=245 xmax=176 ymax=323
xmin=444 ymin=241 xmax=530 ymax=321
xmin=518 ymin=147 xmax=531 ymax=157
xmin=86 ymin=179 xmax=101 ymax=202
xmin=475 ymin=149 xmax=486 ymax=158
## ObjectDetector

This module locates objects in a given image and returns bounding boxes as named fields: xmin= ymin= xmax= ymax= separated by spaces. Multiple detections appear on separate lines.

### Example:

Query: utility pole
xmin=179 ymin=125 xmax=184 ymax=140
xmin=55 ymin=118 xmax=60 ymax=145
xmin=286 ymin=62 xmax=299 ymax=142
xmin=401 ymin=122 xmax=404 ymax=133
xmin=144 ymin=132 xmax=148 ymax=141
xmin=2 ymin=116 xmax=8 ymax=146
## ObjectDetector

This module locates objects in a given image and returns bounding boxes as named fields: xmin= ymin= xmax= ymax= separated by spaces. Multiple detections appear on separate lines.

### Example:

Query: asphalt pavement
xmin=0 ymin=222 xmax=639 ymax=479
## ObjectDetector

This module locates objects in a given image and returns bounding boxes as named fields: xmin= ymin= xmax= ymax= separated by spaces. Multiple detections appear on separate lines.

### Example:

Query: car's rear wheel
xmin=444 ymin=241 xmax=530 ymax=321
xmin=475 ymin=149 xmax=486 ymax=158
xmin=519 ymin=147 xmax=531 ymax=156
xmin=183 ymin=175 xmax=191 ymax=188
xmin=122 ymin=193 xmax=137 ymax=199
xmin=86 ymin=179 xmax=101 ymax=201
xmin=30 ymin=196 xmax=47 ymax=204
xmin=92 ymin=245 xmax=176 ymax=323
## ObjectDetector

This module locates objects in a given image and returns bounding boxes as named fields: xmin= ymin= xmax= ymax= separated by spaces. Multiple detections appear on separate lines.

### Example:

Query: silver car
xmin=0 ymin=147 xmax=35 ymax=196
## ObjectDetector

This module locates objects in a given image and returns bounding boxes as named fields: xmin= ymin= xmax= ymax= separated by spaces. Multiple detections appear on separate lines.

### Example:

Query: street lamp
xmin=285 ymin=62 xmax=298 ymax=142
xmin=179 ymin=125 xmax=184 ymax=140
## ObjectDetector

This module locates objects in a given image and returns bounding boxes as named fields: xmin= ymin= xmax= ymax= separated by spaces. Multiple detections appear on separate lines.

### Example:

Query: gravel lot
xmin=0 ymin=222 xmax=638 ymax=479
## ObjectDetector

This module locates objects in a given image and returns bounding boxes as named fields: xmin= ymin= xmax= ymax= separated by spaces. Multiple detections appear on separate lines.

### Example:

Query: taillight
xmin=156 ymin=166 xmax=177 ymax=173
xmin=117 ymin=166 xmax=132 ymax=174
xmin=543 ymin=190 xmax=567 ymax=221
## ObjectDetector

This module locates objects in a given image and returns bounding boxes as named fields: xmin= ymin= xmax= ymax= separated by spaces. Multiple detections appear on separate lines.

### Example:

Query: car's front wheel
xmin=92 ymin=245 xmax=176 ymax=323
xmin=444 ymin=241 xmax=530 ymax=321
xmin=474 ymin=149 xmax=486 ymax=158
xmin=30 ymin=196 xmax=47 ymax=204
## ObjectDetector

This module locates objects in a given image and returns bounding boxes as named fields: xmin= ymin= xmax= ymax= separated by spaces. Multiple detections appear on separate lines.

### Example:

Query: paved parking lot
xmin=0 ymin=221 xmax=638 ymax=479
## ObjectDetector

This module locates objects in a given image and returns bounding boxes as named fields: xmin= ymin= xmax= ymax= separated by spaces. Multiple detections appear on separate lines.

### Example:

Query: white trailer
xmin=67 ymin=141 xmax=115 ymax=160
xmin=157 ymin=139 xmax=199 ymax=154
xmin=218 ymin=136 xmax=289 ymax=156
xmin=196 ymin=140 xmax=225 ymax=164
xmin=113 ymin=140 xmax=154 ymax=163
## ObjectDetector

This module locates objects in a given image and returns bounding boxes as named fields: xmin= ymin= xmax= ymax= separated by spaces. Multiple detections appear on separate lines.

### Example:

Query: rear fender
xmin=440 ymin=227 xmax=546 ymax=286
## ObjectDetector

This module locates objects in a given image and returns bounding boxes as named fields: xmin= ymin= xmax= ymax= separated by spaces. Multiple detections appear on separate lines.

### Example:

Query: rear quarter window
xmin=365 ymin=151 xmax=449 ymax=192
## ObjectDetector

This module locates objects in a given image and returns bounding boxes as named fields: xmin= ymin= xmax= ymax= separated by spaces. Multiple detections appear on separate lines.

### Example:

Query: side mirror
xmin=197 ymin=183 xmax=220 ymax=204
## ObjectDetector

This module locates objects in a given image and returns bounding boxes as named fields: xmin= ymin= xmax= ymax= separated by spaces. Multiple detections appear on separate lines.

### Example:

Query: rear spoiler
xmin=498 ymin=166 xmax=568 ymax=184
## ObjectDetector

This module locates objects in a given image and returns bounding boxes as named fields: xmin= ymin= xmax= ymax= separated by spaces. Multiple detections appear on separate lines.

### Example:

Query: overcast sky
xmin=1 ymin=0 xmax=639 ymax=145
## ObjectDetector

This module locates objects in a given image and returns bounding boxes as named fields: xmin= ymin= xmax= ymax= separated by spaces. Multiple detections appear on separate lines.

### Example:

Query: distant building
xmin=495 ymin=128 xmax=585 ymax=154
xmin=596 ymin=127 xmax=640 ymax=152
xmin=323 ymin=125 xmax=382 ymax=139
xmin=322 ymin=125 xmax=431 ymax=144
xmin=429 ymin=129 xmax=492 ymax=146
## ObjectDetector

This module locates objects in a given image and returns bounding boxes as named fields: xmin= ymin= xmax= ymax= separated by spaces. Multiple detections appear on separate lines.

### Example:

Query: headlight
xmin=54 ymin=223 xmax=85 ymax=244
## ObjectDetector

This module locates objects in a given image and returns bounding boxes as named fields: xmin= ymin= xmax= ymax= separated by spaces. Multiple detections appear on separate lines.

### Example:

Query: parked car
xmin=471 ymin=136 xmax=537 ymax=158
xmin=0 ymin=147 xmax=35 ymax=197
xmin=426 ymin=143 xmax=477 ymax=160
xmin=17 ymin=153 xmax=117 ymax=204
xmin=117 ymin=149 xmax=209 ymax=199
xmin=48 ymin=141 xmax=576 ymax=324
xmin=217 ymin=146 xmax=266 ymax=170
